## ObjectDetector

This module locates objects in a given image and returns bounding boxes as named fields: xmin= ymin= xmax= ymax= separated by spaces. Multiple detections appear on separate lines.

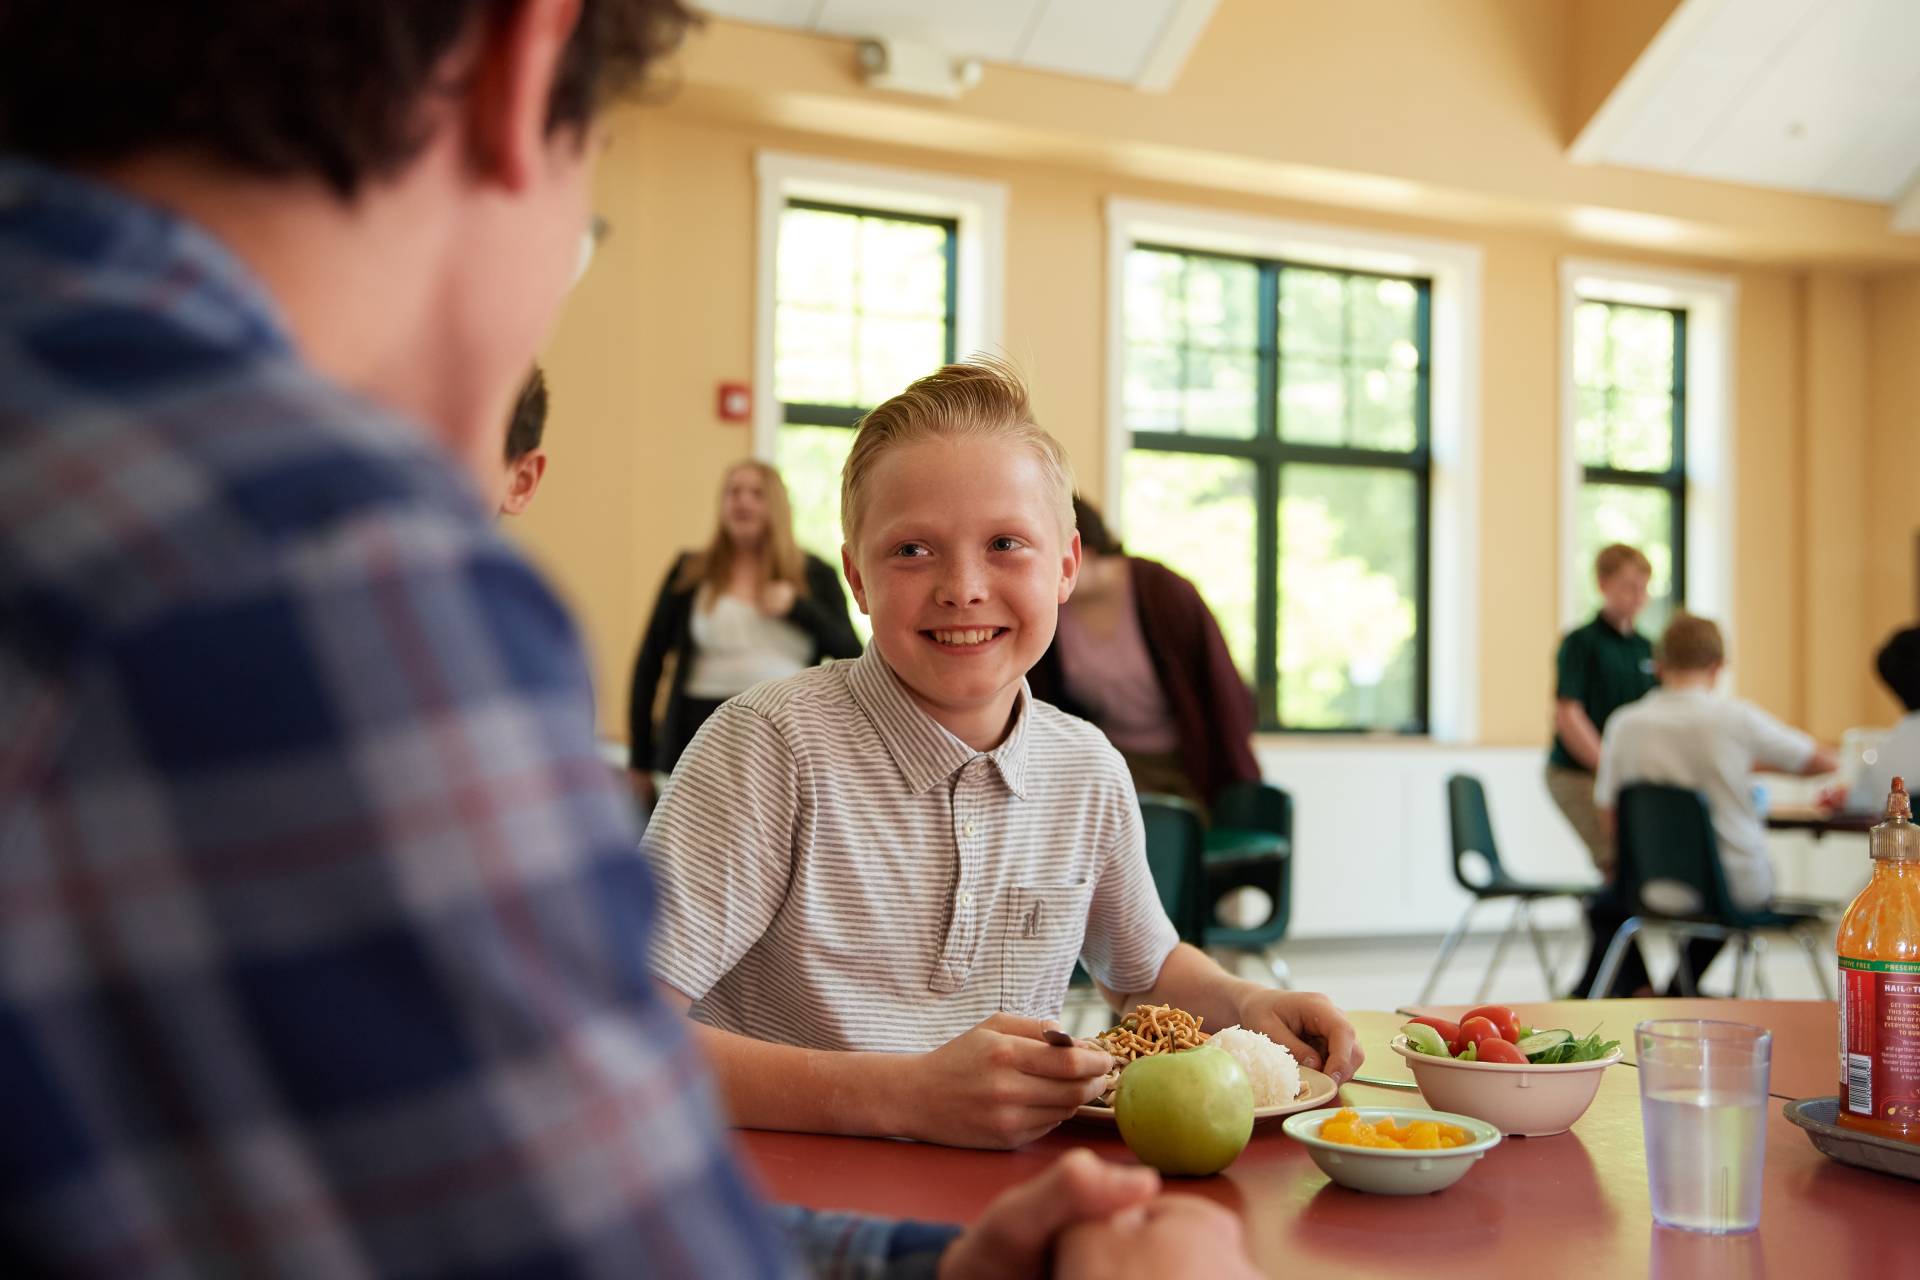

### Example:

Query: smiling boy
xmin=643 ymin=359 xmax=1360 ymax=1150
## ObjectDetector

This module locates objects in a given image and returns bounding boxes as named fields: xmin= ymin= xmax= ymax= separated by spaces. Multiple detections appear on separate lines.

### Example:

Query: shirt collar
xmin=0 ymin=156 xmax=293 ymax=357
xmin=844 ymin=645 xmax=1032 ymax=799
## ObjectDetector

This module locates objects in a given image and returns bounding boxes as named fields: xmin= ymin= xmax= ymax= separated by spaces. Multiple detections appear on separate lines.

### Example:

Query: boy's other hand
xmin=909 ymin=1013 xmax=1115 ymax=1149
xmin=1231 ymin=990 xmax=1364 ymax=1084
xmin=937 ymin=1149 xmax=1256 ymax=1280
xmin=759 ymin=580 xmax=797 ymax=617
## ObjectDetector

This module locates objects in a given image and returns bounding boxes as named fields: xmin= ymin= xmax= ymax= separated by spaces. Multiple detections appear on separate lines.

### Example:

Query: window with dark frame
xmin=1121 ymin=244 xmax=1433 ymax=733
xmin=772 ymin=199 xmax=958 ymax=573
xmin=1570 ymin=299 xmax=1687 ymax=632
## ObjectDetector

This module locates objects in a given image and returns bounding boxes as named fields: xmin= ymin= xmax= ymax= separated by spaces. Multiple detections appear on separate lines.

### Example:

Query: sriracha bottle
xmin=1836 ymin=777 xmax=1920 ymax=1143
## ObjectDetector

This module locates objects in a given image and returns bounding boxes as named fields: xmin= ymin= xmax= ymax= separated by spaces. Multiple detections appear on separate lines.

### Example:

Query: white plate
xmin=1072 ymin=1066 xmax=1338 ymax=1126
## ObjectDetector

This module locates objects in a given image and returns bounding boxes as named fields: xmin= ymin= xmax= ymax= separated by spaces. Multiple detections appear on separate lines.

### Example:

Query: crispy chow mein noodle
xmin=1093 ymin=1003 xmax=1210 ymax=1065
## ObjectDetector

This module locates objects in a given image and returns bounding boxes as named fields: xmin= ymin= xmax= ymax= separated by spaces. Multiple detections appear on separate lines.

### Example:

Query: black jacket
xmin=627 ymin=552 xmax=861 ymax=772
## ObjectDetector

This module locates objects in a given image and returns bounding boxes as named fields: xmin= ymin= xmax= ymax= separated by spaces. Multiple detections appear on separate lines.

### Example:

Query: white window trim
xmin=753 ymin=151 xmax=1008 ymax=460
xmin=1103 ymin=198 xmax=1484 ymax=742
xmin=1557 ymin=260 xmax=1738 ymax=664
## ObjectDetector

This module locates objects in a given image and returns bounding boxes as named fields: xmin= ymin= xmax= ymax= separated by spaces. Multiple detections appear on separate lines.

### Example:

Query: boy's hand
xmin=908 ymin=1013 xmax=1115 ymax=1149
xmin=937 ymin=1149 xmax=1257 ymax=1280
xmin=1230 ymin=990 xmax=1364 ymax=1083
xmin=1055 ymin=1193 xmax=1259 ymax=1279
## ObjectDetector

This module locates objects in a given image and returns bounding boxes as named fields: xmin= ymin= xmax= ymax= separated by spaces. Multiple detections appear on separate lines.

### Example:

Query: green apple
xmin=1112 ymin=1045 xmax=1255 ymax=1176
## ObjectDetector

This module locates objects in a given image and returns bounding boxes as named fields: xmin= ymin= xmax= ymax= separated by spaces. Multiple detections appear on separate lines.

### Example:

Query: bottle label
xmin=1839 ymin=958 xmax=1920 ymax=1123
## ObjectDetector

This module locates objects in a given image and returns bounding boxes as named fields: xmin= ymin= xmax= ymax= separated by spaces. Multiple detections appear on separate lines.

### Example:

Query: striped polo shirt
xmin=643 ymin=645 xmax=1180 ymax=1053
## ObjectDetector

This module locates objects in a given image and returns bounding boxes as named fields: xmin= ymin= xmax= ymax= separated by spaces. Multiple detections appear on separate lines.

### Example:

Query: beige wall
xmin=1867 ymin=274 xmax=1920 ymax=719
xmin=511 ymin=4 xmax=1916 ymax=747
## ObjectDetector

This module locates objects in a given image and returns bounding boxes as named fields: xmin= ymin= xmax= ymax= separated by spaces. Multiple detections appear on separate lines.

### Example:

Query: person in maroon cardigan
xmin=1029 ymin=496 xmax=1260 ymax=812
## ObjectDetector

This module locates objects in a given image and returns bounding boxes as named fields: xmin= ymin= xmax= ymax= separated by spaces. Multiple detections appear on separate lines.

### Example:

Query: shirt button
xmin=960 ymin=892 xmax=973 ymax=907
xmin=963 ymin=822 xmax=976 ymax=837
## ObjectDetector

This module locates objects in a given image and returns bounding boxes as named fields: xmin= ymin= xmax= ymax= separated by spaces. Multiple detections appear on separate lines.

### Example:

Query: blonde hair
xmin=1594 ymin=543 xmax=1652 ymax=582
xmin=1659 ymin=612 xmax=1725 ymax=672
xmin=674 ymin=459 xmax=808 ymax=598
xmin=840 ymin=356 xmax=1075 ymax=546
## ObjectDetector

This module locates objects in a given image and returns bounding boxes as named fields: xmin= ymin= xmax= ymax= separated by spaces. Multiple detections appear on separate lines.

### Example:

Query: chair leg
xmin=1672 ymin=933 xmax=1700 ymax=998
xmin=1264 ymin=949 xmax=1293 ymax=990
xmin=1476 ymin=900 xmax=1524 ymax=1003
xmin=1520 ymin=899 xmax=1558 ymax=999
xmin=1751 ymin=936 xmax=1773 ymax=998
xmin=1796 ymin=928 xmax=1833 ymax=999
xmin=1418 ymin=900 xmax=1478 ymax=1004
xmin=1731 ymin=934 xmax=1752 ymax=999
xmin=1588 ymin=917 xmax=1645 ymax=1000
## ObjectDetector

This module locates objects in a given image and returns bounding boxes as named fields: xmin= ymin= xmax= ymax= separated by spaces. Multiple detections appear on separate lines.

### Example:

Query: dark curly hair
xmin=1878 ymin=626 xmax=1920 ymax=713
xmin=0 ymin=1 xmax=698 ymax=197
xmin=505 ymin=366 xmax=549 ymax=461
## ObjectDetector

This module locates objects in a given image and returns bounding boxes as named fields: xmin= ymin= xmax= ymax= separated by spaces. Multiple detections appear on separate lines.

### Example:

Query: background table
xmin=738 ymin=1001 xmax=1904 ymax=1276
xmin=1765 ymin=805 xmax=1878 ymax=836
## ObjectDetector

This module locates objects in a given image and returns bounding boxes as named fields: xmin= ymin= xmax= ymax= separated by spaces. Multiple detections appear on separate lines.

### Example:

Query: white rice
xmin=1209 ymin=1025 xmax=1301 ymax=1107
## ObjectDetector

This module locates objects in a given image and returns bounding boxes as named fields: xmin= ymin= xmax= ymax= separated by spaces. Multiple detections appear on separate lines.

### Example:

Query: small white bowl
xmin=1282 ymin=1106 xmax=1502 ymax=1195
xmin=1390 ymin=1035 xmax=1623 ymax=1137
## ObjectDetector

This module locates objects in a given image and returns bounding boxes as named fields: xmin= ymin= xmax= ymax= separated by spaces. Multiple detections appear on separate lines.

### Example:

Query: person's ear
xmin=498 ymin=452 xmax=547 ymax=516
xmin=464 ymin=0 xmax=582 ymax=191
xmin=842 ymin=543 xmax=871 ymax=616
xmin=1057 ymin=530 xmax=1083 ymax=604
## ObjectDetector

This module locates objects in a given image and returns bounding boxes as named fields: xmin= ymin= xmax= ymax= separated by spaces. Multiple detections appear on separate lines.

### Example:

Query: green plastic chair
xmin=1139 ymin=792 xmax=1210 ymax=943
xmin=1201 ymin=781 xmax=1293 ymax=987
xmin=1588 ymin=783 xmax=1831 ymax=999
xmin=1418 ymin=773 xmax=1595 ymax=1003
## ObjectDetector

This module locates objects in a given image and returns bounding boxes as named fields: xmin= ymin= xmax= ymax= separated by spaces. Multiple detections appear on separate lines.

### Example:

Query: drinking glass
xmin=1636 ymin=1019 xmax=1772 ymax=1234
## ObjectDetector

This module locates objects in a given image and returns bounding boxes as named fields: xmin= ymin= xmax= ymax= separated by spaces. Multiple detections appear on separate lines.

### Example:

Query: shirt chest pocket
xmin=998 ymin=880 xmax=1094 ymax=1019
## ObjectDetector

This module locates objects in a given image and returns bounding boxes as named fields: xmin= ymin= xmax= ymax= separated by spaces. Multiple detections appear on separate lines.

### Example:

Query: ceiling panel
xmin=1579 ymin=0 xmax=1920 ymax=210
xmin=697 ymin=0 xmax=822 ymax=27
xmin=1019 ymin=0 xmax=1179 ymax=82
xmin=814 ymin=0 xmax=1041 ymax=62
xmin=695 ymin=0 xmax=1216 ymax=91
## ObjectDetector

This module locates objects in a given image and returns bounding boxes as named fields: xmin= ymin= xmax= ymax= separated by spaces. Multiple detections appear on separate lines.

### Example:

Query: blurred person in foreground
xmin=0 ymin=1 xmax=1253 ymax=1274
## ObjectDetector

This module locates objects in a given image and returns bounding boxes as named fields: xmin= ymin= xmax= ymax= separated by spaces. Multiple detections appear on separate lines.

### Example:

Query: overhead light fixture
xmin=857 ymin=37 xmax=983 ymax=100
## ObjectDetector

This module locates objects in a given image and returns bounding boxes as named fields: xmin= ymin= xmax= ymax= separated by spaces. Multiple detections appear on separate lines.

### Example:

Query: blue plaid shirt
xmin=0 ymin=158 xmax=956 ymax=1278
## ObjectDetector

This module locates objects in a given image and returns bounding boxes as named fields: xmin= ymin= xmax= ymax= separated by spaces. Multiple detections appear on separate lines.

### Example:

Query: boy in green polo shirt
xmin=1545 ymin=544 xmax=1656 ymax=873
xmin=1548 ymin=543 xmax=1656 ymax=997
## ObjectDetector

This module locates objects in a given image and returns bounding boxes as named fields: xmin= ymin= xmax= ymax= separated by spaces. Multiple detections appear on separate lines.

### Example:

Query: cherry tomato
xmin=1407 ymin=1016 xmax=1464 ymax=1056
xmin=1458 ymin=1016 xmax=1502 ymax=1050
xmin=1474 ymin=1037 xmax=1529 ymax=1065
xmin=1462 ymin=1005 xmax=1522 ymax=1043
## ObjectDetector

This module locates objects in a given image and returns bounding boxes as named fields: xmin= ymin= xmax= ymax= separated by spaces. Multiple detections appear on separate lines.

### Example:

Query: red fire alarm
xmin=717 ymin=381 xmax=753 ymax=423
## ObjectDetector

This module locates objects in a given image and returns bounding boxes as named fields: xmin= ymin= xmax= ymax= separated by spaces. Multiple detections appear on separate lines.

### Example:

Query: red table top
xmin=736 ymin=1002 xmax=1905 ymax=1276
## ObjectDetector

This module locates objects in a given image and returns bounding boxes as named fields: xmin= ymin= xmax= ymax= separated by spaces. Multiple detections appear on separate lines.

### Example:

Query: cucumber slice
xmin=1401 ymin=1023 xmax=1449 ymax=1058
xmin=1516 ymin=1029 xmax=1573 ymax=1059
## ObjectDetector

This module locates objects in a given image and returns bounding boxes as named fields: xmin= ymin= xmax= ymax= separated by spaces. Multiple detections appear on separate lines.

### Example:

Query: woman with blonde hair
xmin=627 ymin=460 xmax=860 ymax=802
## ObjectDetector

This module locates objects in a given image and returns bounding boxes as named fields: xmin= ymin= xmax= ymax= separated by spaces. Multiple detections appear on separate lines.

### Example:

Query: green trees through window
xmin=1571 ymin=300 xmax=1686 ymax=633
xmin=1122 ymin=246 xmax=1431 ymax=732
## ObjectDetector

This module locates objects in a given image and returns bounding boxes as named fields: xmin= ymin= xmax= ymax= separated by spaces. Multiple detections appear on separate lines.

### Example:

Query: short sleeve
xmin=1078 ymin=780 xmax=1181 ymax=995
xmin=644 ymin=703 xmax=803 ymax=1000
xmin=1555 ymin=630 xmax=1589 ymax=702
xmin=1739 ymin=702 xmax=1816 ymax=774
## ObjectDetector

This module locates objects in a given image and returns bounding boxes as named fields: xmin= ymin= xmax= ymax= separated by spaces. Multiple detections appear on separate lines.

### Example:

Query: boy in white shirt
xmin=644 ymin=358 xmax=1360 ymax=1149
xmin=1591 ymin=613 xmax=1837 ymax=993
